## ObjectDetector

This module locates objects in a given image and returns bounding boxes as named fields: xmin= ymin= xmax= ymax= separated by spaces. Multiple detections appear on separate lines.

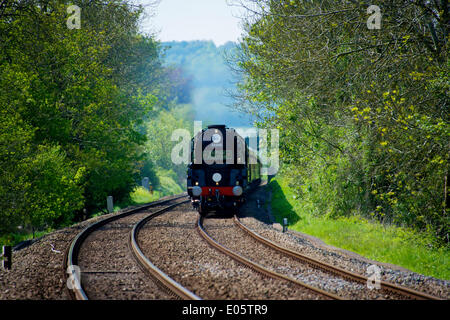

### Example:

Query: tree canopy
xmin=0 ymin=0 xmax=165 ymax=235
xmin=233 ymin=0 xmax=449 ymax=244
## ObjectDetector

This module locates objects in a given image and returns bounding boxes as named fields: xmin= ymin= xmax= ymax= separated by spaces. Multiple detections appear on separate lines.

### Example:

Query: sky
xmin=140 ymin=0 xmax=246 ymax=45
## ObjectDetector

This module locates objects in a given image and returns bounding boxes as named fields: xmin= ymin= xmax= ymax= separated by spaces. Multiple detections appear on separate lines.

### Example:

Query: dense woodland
xmin=0 ymin=0 xmax=193 ymax=239
xmin=233 ymin=0 xmax=449 ymax=245
xmin=0 ymin=1 xmax=247 ymax=242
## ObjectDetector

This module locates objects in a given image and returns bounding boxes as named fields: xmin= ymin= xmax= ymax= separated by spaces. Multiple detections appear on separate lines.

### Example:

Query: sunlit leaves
xmin=234 ymin=0 xmax=449 ymax=244
xmin=0 ymin=1 xmax=163 ymax=234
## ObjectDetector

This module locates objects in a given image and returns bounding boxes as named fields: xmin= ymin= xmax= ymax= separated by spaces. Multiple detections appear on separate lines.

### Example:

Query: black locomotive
xmin=187 ymin=125 xmax=261 ymax=215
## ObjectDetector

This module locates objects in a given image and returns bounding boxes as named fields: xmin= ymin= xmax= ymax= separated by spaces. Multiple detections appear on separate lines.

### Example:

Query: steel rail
xmin=197 ymin=216 xmax=341 ymax=300
xmin=233 ymin=215 xmax=442 ymax=300
xmin=130 ymin=201 xmax=201 ymax=300
xmin=65 ymin=194 xmax=189 ymax=300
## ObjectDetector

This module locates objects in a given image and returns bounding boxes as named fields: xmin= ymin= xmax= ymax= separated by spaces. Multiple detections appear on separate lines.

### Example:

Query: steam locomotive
xmin=187 ymin=125 xmax=261 ymax=215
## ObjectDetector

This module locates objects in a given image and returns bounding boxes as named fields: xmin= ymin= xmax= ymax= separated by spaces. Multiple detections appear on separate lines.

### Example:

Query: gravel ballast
xmin=76 ymin=204 xmax=180 ymax=300
xmin=202 ymin=216 xmax=404 ymax=299
xmin=0 ymin=195 xmax=181 ymax=300
xmin=238 ymin=183 xmax=449 ymax=300
xmin=137 ymin=203 xmax=327 ymax=300
xmin=0 ymin=186 xmax=448 ymax=300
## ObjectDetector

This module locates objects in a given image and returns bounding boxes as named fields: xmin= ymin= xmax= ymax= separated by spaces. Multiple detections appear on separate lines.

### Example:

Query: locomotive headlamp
xmin=212 ymin=173 xmax=222 ymax=182
xmin=192 ymin=186 xmax=202 ymax=196
xmin=212 ymin=133 xmax=221 ymax=144
xmin=232 ymin=186 xmax=243 ymax=196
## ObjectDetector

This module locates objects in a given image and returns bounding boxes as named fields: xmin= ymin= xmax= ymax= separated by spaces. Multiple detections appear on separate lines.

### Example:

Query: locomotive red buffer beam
xmin=190 ymin=186 xmax=243 ymax=197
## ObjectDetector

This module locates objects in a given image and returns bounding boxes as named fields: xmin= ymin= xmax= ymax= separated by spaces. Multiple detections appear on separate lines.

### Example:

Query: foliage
xmin=270 ymin=174 xmax=449 ymax=280
xmin=233 ymin=0 xmax=449 ymax=244
xmin=156 ymin=169 xmax=184 ymax=196
xmin=0 ymin=1 xmax=162 ymax=235
xmin=144 ymin=106 xmax=193 ymax=186
xmin=130 ymin=186 xmax=161 ymax=204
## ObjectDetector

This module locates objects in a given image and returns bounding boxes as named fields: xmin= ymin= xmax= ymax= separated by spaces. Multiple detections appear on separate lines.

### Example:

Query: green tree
xmin=233 ymin=0 xmax=449 ymax=243
xmin=0 ymin=0 xmax=163 ymax=234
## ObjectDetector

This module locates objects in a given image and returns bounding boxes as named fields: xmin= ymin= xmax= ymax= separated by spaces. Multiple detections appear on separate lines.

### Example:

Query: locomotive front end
xmin=187 ymin=125 xmax=251 ymax=215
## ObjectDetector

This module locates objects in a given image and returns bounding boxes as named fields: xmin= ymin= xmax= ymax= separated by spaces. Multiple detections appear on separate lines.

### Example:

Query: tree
xmin=0 ymin=0 xmax=163 ymax=233
xmin=232 ymin=0 xmax=449 ymax=243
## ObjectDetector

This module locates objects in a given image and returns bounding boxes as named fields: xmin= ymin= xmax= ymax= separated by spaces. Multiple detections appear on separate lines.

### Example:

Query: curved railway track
xmin=232 ymin=215 xmax=442 ymax=300
xmin=64 ymin=192 xmax=443 ymax=300
xmin=135 ymin=205 xmax=328 ymax=300
xmin=65 ymin=194 xmax=199 ymax=300
xmin=197 ymin=215 xmax=341 ymax=300
xmin=130 ymin=204 xmax=201 ymax=300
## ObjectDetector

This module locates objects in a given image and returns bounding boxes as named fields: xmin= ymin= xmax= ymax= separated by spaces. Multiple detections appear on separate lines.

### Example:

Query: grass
xmin=0 ymin=229 xmax=51 ymax=248
xmin=130 ymin=186 xmax=162 ymax=204
xmin=0 ymin=172 xmax=185 ymax=248
xmin=88 ymin=187 xmax=162 ymax=219
xmin=0 ymin=187 xmax=167 ymax=248
xmin=270 ymin=175 xmax=450 ymax=280
xmin=92 ymin=171 xmax=184 ymax=217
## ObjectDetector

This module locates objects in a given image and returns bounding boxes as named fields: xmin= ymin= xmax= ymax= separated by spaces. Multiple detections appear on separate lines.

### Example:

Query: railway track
xmin=197 ymin=215 xmax=341 ymax=300
xmin=135 ymin=205 xmax=329 ymax=299
xmin=65 ymin=194 xmax=199 ymax=300
xmin=232 ymin=215 xmax=442 ymax=300
xmin=130 ymin=203 xmax=201 ymax=300
xmin=65 ymin=193 xmax=444 ymax=300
